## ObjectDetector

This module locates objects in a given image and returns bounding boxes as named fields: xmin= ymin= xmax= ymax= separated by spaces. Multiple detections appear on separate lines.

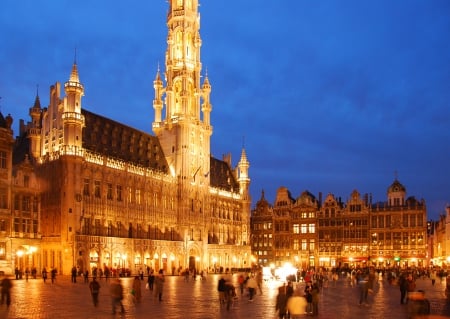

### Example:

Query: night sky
xmin=1 ymin=1 xmax=449 ymax=219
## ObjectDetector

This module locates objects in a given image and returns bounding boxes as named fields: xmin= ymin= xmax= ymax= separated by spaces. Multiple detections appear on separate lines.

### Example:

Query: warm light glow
xmin=154 ymin=253 xmax=159 ymax=259
xmin=16 ymin=250 xmax=24 ymax=257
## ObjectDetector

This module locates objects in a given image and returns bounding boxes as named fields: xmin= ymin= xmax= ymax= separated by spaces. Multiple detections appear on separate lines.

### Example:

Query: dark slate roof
xmin=82 ymin=109 xmax=168 ymax=173
xmin=209 ymin=157 xmax=239 ymax=192
xmin=13 ymin=134 xmax=31 ymax=165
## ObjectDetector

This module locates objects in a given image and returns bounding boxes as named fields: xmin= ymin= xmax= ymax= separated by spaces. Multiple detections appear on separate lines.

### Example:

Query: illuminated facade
xmin=251 ymin=179 xmax=428 ymax=270
xmin=2 ymin=0 xmax=251 ymax=275
xmin=428 ymin=206 xmax=450 ymax=267
xmin=0 ymin=113 xmax=42 ymax=275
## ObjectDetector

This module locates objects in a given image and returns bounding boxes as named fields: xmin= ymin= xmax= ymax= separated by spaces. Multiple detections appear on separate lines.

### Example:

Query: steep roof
xmin=81 ymin=109 xmax=169 ymax=173
xmin=209 ymin=156 xmax=239 ymax=192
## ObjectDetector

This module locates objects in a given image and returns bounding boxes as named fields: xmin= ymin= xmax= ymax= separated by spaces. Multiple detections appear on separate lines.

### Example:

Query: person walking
xmin=256 ymin=270 xmax=263 ymax=294
xmin=311 ymin=282 xmax=320 ymax=316
xmin=218 ymin=276 xmax=226 ymax=305
xmin=0 ymin=275 xmax=12 ymax=307
xmin=147 ymin=271 xmax=155 ymax=291
xmin=238 ymin=274 xmax=245 ymax=295
xmin=132 ymin=276 xmax=142 ymax=303
xmin=304 ymin=281 xmax=313 ymax=314
xmin=358 ymin=272 xmax=370 ymax=306
xmin=399 ymin=273 xmax=408 ymax=304
xmin=110 ymin=278 xmax=125 ymax=314
xmin=71 ymin=266 xmax=77 ymax=283
xmin=406 ymin=273 xmax=416 ymax=303
xmin=42 ymin=267 xmax=48 ymax=283
xmin=51 ymin=268 xmax=57 ymax=284
xmin=430 ymin=270 xmax=437 ymax=286
xmin=89 ymin=277 xmax=101 ymax=307
xmin=246 ymin=275 xmax=258 ymax=301
xmin=275 ymin=285 xmax=288 ymax=319
xmin=154 ymin=269 xmax=165 ymax=302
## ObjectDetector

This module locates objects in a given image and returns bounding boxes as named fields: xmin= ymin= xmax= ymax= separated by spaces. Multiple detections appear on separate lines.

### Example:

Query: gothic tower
xmin=153 ymin=0 xmax=212 ymax=238
xmin=62 ymin=61 xmax=85 ymax=154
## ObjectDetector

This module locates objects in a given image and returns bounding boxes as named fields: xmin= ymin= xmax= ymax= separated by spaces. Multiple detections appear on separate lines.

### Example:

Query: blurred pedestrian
xmin=256 ymin=270 xmax=263 ymax=294
xmin=154 ymin=269 xmax=165 ymax=302
xmin=71 ymin=266 xmax=77 ymax=283
xmin=311 ymin=282 xmax=320 ymax=316
xmin=132 ymin=276 xmax=142 ymax=303
xmin=430 ymin=270 xmax=436 ymax=286
xmin=286 ymin=290 xmax=307 ymax=319
xmin=407 ymin=290 xmax=430 ymax=317
xmin=0 ymin=275 xmax=12 ymax=307
xmin=406 ymin=273 xmax=416 ymax=303
xmin=246 ymin=275 xmax=257 ymax=301
xmin=51 ymin=268 xmax=57 ymax=284
xmin=42 ymin=267 xmax=48 ymax=283
xmin=305 ymin=281 xmax=313 ymax=314
xmin=110 ymin=278 xmax=125 ymax=314
xmin=224 ymin=280 xmax=236 ymax=311
xmin=238 ymin=274 xmax=245 ymax=295
xmin=358 ymin=272 xmax=370 ymax=306
xmin=89 ymin=277 xmax=101 ymax=307
xmin=275 ymin=285 xmax=288 ymax=319
xmin=89 ymin=277 xmax=100 ymax=307
xmin=218 ymin=276 xmax=226 ymax=305
xmin=148 ymin=271 xmax=155 ymax=291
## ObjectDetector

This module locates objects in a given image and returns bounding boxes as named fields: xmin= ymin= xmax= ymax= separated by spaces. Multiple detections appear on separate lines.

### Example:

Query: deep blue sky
xmin=1 ymin=1 xmax=449 ymax=219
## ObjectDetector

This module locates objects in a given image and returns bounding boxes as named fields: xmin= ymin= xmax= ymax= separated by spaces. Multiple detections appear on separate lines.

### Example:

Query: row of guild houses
xmin=251 ymin=179 xmax=429 ymax=270
xmin=0 ymin=0 xmax=252 ymax=276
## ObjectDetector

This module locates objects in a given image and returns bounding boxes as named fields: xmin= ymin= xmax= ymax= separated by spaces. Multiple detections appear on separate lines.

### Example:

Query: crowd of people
xmin=1 ymin=264 xmax=446 ymax=317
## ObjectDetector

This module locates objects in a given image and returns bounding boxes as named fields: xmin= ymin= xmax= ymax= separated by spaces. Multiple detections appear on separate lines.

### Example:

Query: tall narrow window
xmin=0 ymin=189 xmax=7 ymax=209
xmin=0 ymin=151 xmax=7 ymax=169
xmin=83 ymin=179 xmax=90 ymax=196
xmin=107 ymin=183 xmax=113 ymax=200
xmin=116 ymin=185 xmax=122 ymax=202
xmin=94 ymin=181 xmax=101 ymax=198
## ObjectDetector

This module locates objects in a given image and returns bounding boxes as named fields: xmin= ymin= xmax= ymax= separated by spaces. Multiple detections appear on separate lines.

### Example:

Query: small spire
xmin=69 ymin=61 xmax=80 ymax=83
xmin=240 ymin=147 xmax=248 ymax=163
xmin=155 ymin=63 xmax=162 ymax=83
xmin=33 ymin=86 xmax=41 ymax=109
